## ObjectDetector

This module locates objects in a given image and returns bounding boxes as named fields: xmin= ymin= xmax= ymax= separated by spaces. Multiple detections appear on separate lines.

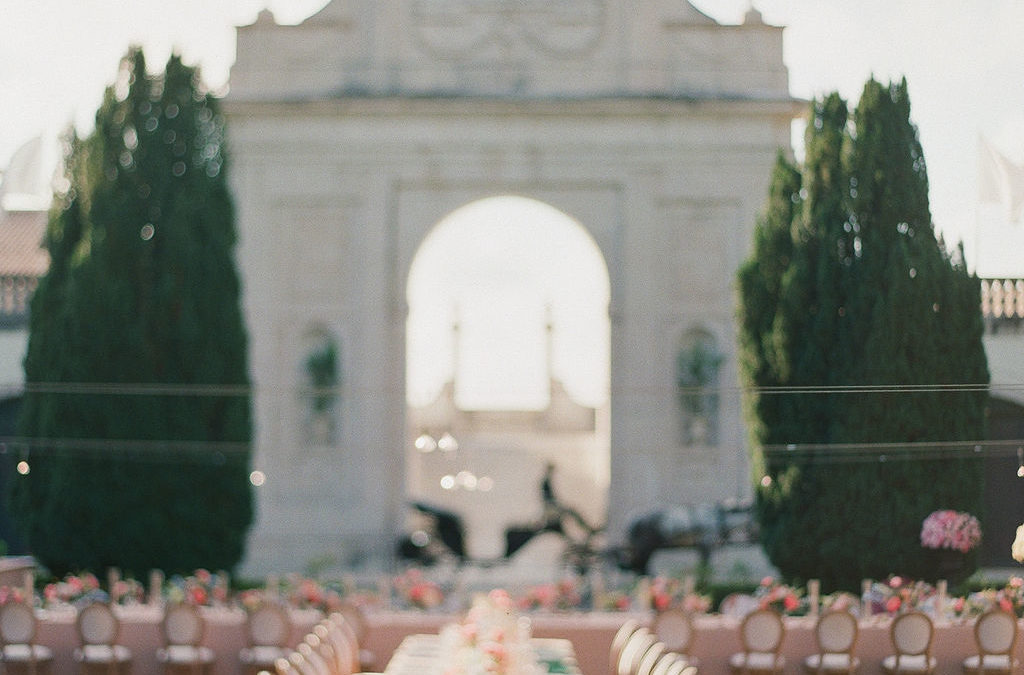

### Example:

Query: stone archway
xmin=225 ymin=0 xmax=799 ymax=574
xmin=404 ymin=195 xmax=611 ymax=559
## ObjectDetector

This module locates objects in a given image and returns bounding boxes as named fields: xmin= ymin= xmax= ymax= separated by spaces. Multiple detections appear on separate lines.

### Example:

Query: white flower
xmin=1012 ymin=524 xmax=1024 ymax=563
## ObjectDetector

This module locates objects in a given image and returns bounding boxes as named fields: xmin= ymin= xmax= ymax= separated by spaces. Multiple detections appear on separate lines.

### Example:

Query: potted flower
xmin=920 ymin=510 xmax=981 ymax=586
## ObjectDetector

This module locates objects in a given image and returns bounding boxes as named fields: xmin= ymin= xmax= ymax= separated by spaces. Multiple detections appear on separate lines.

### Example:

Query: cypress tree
xmin=739 ymin=78 xmax=989 ymax=590
xmin=9 ymin=48 xmax=252 ymax=576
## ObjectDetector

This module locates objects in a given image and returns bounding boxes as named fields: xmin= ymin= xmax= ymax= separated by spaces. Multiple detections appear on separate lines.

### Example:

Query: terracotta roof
xmin=0 ymin=209 xmax=49 ymax=277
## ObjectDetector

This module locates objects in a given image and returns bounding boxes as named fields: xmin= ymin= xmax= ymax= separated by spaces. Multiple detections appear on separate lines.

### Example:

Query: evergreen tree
xmin=738 ymin=78 xmax=988 ymax=590
xmin=9 ymin=48 xmax=252 ymax=576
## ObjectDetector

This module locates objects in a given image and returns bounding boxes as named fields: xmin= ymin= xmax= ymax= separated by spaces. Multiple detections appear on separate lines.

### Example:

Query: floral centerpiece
xmin=165 ymin=569 xmax=230 ymax=606
xmin=920 ymin=510 xmax=981 ymax=586
xmin=649 ymin=575 xmax=711 ymax=614
xmin=862 ymin=576 xmax=937 ymax=616
xmin=921 ymin=510 xmax=982 ymax=553
xmin=394 ymin=568 xmax=445 ymax=610
xmin=755 ymin=576 xmax=806 ymax=615
xmin=518 ymin=579 xmax=582 ymax=612
xmin=439 ymin=589 xmax=534 ymax=675
xmin=42 ymin=572 xmax=102 ymax=607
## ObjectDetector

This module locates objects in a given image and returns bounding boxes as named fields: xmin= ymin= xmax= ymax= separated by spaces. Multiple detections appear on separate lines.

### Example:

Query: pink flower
xmin=886 ymin=596 xmax=902 ymax=614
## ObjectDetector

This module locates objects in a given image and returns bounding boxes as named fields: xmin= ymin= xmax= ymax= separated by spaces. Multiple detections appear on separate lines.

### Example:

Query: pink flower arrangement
xmin=920 ymin=510 xmax=982 ymax=553
xmin=394 ymin=569 xmax=444 ymax=610
xmin=518 ymin=579 xmax=582 ymax=612
xmin=755 ymin=576 xmax=806 ymax=615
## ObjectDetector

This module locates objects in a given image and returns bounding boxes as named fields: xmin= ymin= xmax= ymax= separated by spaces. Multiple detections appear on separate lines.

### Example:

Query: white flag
xmin=978 ymin=136 xmax=1024 ymax=224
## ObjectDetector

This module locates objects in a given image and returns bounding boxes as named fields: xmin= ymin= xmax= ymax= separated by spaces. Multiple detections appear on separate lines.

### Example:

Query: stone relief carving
xmin=410 ymin=0 xmax=605 ymax=59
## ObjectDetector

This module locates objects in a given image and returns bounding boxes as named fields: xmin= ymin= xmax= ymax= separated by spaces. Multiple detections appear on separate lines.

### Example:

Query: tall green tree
xmin=9 ymin=48 xmax=252 ymax=576
xmin=738 ymin=78 xmax=988 ymax=590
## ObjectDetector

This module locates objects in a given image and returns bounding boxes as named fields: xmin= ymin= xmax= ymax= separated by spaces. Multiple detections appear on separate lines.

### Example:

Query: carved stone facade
xmin=225 ymin=0 xmax=800 ymax=574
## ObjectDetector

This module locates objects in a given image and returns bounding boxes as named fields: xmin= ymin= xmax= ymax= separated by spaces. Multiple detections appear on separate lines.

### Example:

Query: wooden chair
xmin=311 ymin=622 xmax=352 ymax=675
xmin=239 ymin=602 xmax=293 ymax=675
xmin=618 ymin=629 xmax=658 ymax=675
xmin=803 ymin=609 xmax=860 ymax=675
xmin=295 ymin=641 xmax=331 ymax=675
xmin=273 ymin=654 xmax=303 ymax=675
xmin=728 ymin=608 xmax=786 ymax=675
xmin=609 ymin=619 xmax=643 ymax=675
xmin=155 ymin=603 xmax=215 ymax=675
xmin=326 ymin=611 xmax=372 ymax=673
xmin=0 ymin=599 xmax=53 ymax=675
xmin=654 ymin=609 xmax=699 ymax=668
xmin=651 ymin=652 xmax=685 ymax=675
xmin=74 ymin=601 xmax=133 ymax=675
xmin=882 ymin=612 xmax=936 ymax=675
xmin=334 ymin=604 xmax=375 ymax=671
xmin=963 ymin=609 xmax=1019 ymax=675
xmin=636 ymin=641 xmax=668 ymax=675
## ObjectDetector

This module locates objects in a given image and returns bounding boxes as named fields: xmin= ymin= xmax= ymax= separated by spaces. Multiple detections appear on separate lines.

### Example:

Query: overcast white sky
xmin=2 ymin=1 xmax=1023 ymax=408
xmin=2 ymin=0 xmax=1022 ymax=270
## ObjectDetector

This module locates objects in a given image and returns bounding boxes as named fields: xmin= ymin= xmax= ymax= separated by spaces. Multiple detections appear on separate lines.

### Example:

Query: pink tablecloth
xmin=35 ymin=605 xmax=321 ymax=675
xmin=31 ymin=608 xmax=1012 ymax=675
xmin=361 ymin=612 xmax=1010 ymax=675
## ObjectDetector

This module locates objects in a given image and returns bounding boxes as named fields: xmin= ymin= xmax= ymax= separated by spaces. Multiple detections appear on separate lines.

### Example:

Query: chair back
xmin=651 ymin=652 xmax=682 ymax=675
xmin=890 ymin=612 xmax=933 ymax=656
xmin=665 ymin=659 xmax=697 ymax=675
xmin=816 ymin=609 xmax=858 ymax=654
xmin=610 ymin=619 xmax=643 ymax=675
xmin=163 ymin=602 xmax=205 ymax=646
xmin=77 ymin=601 xmax=120 ymax=646
xmin=312 ymin=622 xmax=352 ymax=675
xmin=618 ymin=629 xmax=657 ymax=675
xmin=274 ymin=655 xmax=302 ymax=675
xmin=975 ymin=609 xmax=1018 ymax=656
xmin=248 ymin=603 xmax=291 ymax=648
xmin=741 ymin=608 xmax=785 ymax=654
xmin=636 ymin=641 xmax=667 ymax=675
xmin=0 ymin=601 xmax=37 ymax=645
xmin=654 ymin=609 xmax=695 ymax=653
xmin=297 ymin=640 xmax=331 ymax=675
xmin=336 ymin=602 xmax=367 ymax=642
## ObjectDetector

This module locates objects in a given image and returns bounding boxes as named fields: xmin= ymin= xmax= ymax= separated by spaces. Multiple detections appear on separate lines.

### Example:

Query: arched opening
xmin=405 ymin=195 xmax=611 ymax=559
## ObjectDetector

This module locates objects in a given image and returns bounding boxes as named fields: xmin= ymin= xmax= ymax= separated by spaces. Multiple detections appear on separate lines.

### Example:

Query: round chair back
xmin=0 ymin=601 xmax=37 ymax=644
xmin=77 ymin=602 xmax=120 ymax=645
xmin=248 ymin=603 xmax=291 ymax=647
xmin=891 ymin=612 xmax=933 ymax=656
xmin=741 ymin=608 xmax=785 ymax=653
xmin=816 ymin=609 xmax=858 ymax=654
xmin=975 ymin=610 xmax=1017 ymax=655
xmin=654 ymin=609 xmax=695 ymax=653
xmin=163 ymin=602 xmax=205 ymax=646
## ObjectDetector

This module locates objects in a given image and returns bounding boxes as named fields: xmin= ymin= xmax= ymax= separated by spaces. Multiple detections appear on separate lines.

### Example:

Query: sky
xmin=2 ymin=0 xmax=1023 ymax=409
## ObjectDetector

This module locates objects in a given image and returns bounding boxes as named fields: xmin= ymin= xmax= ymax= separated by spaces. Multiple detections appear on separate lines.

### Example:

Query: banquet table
xmin=383 ymin=633 xmax=581 ymax=675
xmin=28 ymin=608 xmax=1021 ymax=675
xmin=360 ymin=611 xmax=1016 ymax=675
xmin=33 ymin=604 xmax=321 ymax=675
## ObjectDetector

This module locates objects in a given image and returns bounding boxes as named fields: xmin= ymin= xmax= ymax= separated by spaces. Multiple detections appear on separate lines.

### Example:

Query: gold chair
xmin=334 ymin=603 xmax=375 ymax=671
xmin=654 ymin=609 xmax=699 ymax=668
xmin=239 ymin=602 xmax=293 ymax=675
xmin=618 ymin=629 xmax=658 ymax=675
xmin=963 ymin=609 xmax=1019 ymax=675
xmin=882 ymin=611 xmax=936 ymax=675
xmin=311 ymin=622 xmax=353 ymax=675
xmin=155 ymin=603 xmax=215 ymax=675
xmin=636 ymin=641 xmax=668 ymax=675
xmin=610 ymin=619 xmax=643 ymax=675
xmin=803 ymin=609 xmax=860 ymax=675
xmin=0 ymin=599 xmax=53 ymax=675
xmin=728 ymin=608 xmax=786 ymax=675
xmin=74 ymin=601 xmax=133 ymax=675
